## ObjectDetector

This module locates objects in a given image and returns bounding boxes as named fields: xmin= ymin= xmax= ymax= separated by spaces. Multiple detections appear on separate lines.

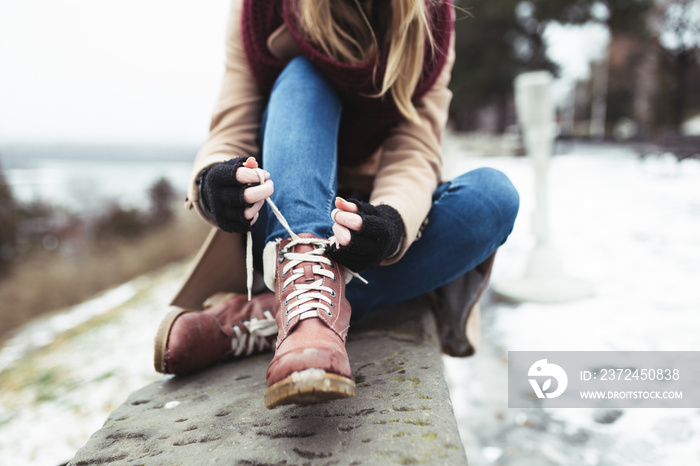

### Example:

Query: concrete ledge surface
xmin=69 ymin=297 xmax=467 ymax=465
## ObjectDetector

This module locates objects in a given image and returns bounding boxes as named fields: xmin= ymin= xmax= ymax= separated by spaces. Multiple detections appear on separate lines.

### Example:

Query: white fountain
xmin=493 ymin=71 xmax=593 ymax=303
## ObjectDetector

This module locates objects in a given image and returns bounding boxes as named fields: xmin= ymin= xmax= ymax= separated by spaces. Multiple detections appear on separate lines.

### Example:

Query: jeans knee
xmin=447 ymin=167 xmax=519 ymax=246
xmin=474 ymin=167 xmax=519 ymax=225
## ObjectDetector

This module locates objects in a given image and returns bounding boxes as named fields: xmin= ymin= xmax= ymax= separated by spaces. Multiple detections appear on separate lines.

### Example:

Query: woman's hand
xmin=236 ymin=157 xmax=273 ymax=227
xmin=200 ymin=157 xmax=274 ymax=233
xmin=331 ymin=197 xmax=363 ymax=246
xmin=328 ymin=197 xmax=405 ymax=271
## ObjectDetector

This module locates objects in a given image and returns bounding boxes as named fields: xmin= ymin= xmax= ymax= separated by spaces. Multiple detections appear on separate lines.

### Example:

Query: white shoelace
xmin=244 ymin=170 xmax=366 ymax=321
xmin=230 ymin=309 xmax=277 ymax=356
xmin=279 ymin=238 xmax=338 ymax=326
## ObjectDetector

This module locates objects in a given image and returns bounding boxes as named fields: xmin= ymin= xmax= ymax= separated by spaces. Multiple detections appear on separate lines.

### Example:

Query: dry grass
xmin=0 ymin=212 xmax=210 ymax=342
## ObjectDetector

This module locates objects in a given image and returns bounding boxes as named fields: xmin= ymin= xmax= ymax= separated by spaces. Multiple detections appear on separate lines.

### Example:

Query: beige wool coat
xmin=172 ymin=0 xmax=456 ymax=310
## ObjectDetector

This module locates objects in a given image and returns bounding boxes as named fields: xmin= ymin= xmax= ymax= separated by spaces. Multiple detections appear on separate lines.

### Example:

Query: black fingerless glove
xmin=199 ymin=157 xmax=255 ymax=233
xmin=327 ymin=199 xmax=405 ymax=271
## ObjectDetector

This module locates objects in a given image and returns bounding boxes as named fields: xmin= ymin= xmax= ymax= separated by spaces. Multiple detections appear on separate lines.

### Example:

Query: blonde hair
xmin=294 ymin=0 xmax=436 ymax=123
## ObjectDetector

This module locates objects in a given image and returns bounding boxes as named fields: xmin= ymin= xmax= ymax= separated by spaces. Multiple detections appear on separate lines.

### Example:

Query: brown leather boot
xmin=430 ymin=252 xmax=496 ymax=357
xmin=154 ymin=291 xmax=277 ymax=376
xmin=262 ymin=234 xmax=355 ymax=408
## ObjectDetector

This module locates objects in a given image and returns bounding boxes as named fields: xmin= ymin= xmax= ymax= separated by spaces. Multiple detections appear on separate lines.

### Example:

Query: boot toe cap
xmin=267 ymin=346 xmax=352 ymax=386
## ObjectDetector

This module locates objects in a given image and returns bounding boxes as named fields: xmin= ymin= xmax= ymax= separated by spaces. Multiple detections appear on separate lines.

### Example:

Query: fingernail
xmin=336 ymin=196 xmax=345 ymax=202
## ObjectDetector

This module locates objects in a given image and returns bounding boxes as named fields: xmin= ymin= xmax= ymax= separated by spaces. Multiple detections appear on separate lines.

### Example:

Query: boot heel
xmin=264 ymin=369 xmax=355 ymax=408
xmin=153 ymin=307 xmax=193 ymax=374
xmin=465 ymin=302 xmax=481 ymax=353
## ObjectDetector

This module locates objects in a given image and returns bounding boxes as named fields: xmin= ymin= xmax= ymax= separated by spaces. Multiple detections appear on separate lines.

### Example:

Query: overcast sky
xmin=0 ymin=1 xmax=607 ymax=146
xmin=0 ymin=0 xmax=229 ymax=145
xmin=544 ymin=21 xmax=609 ymax=104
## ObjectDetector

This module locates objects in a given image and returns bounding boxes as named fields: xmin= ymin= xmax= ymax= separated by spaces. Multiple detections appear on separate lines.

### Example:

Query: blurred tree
xmin=450 ymin=0 xmax=654 ymax=133
xmin=92 ymin=178 xmax=180 ymax=243
xmin=148 ymin=177 xmax=176 ymax=225
xmin=651 ymin=0 xmax=700 ymax=131
xmin=451 ymin=0 xmax=594 ymax=132
xmin=605 ymin=0 xmax=655 ymax=35
xmin=605 ymin=0 xmax=671 ymax=140
xmin=15 ymin=200 xmax=83 ymax=255
xmin=0 ymin=158 xmax=18 ymax=276
xmin=96 ymin=204 xmax=149 ymax=241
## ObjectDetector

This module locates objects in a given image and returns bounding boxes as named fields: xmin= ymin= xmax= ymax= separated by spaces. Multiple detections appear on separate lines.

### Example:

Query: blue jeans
xmin=253 ymin=57 xmax=519 ymax=319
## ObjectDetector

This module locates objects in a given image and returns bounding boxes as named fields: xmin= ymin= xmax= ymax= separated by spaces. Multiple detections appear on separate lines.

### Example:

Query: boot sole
xmin=264 ymin=369 xmax=355 ymax=408
xmin=153 ymin=307 xmax=193 ymax=374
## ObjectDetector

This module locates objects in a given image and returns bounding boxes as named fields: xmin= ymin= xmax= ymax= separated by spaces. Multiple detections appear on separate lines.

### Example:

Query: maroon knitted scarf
xmin=241 ymin=0 xmax=453 ymax=166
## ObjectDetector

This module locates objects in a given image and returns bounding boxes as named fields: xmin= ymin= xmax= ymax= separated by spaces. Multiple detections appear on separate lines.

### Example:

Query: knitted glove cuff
xmin=327 ymin=199 xmax=404 ymax=271
xmin=199 ymin=157 xmax=255 ymax=233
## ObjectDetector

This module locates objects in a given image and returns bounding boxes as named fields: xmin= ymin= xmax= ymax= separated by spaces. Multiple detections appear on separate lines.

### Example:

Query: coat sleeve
xmin=184 ymin=0 xmax=265 ymax=226
xmin=370 ymin=30 xmax=456 ymax=265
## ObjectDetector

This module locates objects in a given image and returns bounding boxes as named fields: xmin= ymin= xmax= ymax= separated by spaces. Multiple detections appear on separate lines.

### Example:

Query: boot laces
xmin=230 ymin=309 xmax=277 ymax=356
xmin=279 ymin=239 xmax=337 ymax=326
xmin=245 ymin=169 xmax=365 ymax=303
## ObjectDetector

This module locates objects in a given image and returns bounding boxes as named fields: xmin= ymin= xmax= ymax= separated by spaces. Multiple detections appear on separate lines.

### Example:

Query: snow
xmin=445 ymin=145 xmax=700 ymax=353
xmin=442 ymin=140 xmax=700 ymax=466
xmin=1 ymin=140 xmax=699 ymax=465
xmin=0 ymin=283 xmax=138 ymax=374
xmin=0 ymin=265 xmax=186 ymax=466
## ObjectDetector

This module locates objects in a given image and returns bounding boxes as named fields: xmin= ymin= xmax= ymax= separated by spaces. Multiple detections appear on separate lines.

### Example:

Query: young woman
xmin=154 ymin=0 xmax=519 ymax=408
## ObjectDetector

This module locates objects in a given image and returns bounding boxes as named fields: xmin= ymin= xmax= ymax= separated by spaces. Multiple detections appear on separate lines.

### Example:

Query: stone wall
xmin=69 ymin=297 xmax=467 ymax=465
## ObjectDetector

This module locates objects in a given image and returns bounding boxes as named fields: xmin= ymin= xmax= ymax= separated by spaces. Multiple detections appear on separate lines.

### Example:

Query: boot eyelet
xmin=330 ymin=302 xmax=335 ymax=308
xmin=326 ymin=311 xmax=333 ymax=317
xmin=284 ymin=308 xmax=289 ymax=316
xmin=285 ymin=319 xmax=290 ymax=326
xmin=329 ymin=262 xmax=335 ymax=268
xmin=284 ymin=298 xmax=289 ymax=305
xmin=281 ymin=270 xmax=287 ymax=278
xmin=331 ymin=275 xmax=337 ymax=283
xmin=330 ymin=290 xmax=336 ymax=297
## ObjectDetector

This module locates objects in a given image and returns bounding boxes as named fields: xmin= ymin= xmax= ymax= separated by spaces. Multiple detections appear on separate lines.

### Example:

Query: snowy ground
xmin=1 ymin=140 xmax=699 ymax=465
xmin=442 ymin=139 xmax=700 ymax=465
xmin=0 ymin=267 xmax=181 ymax=465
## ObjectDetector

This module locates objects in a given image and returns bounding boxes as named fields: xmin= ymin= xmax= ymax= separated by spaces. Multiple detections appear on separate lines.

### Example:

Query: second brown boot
xmin=154 ymin=291 xmax=277 ymax=376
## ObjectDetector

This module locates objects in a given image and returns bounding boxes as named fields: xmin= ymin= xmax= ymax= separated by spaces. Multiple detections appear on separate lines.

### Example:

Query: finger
xmin=332 ymin=223 xmax=352 ymax=246
xmin=237 ymin=167 xmax=270 ymax=184
xmin=242 ymin=180 xmax=274 ymax=204
xmin=244 ymin=200 xmax=264 ymax=221
xmin=248 ymin=211 xmax=260 ymax=226
xmin=335 ymin=196 xmax=359 ymax=213
xmin=243 ymin=157 xmax=258 ymax=169
xmin=242 ymin=157 xmax=269 ymax=185
xmin=333 ymin=210 xmax=363 ymax=232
